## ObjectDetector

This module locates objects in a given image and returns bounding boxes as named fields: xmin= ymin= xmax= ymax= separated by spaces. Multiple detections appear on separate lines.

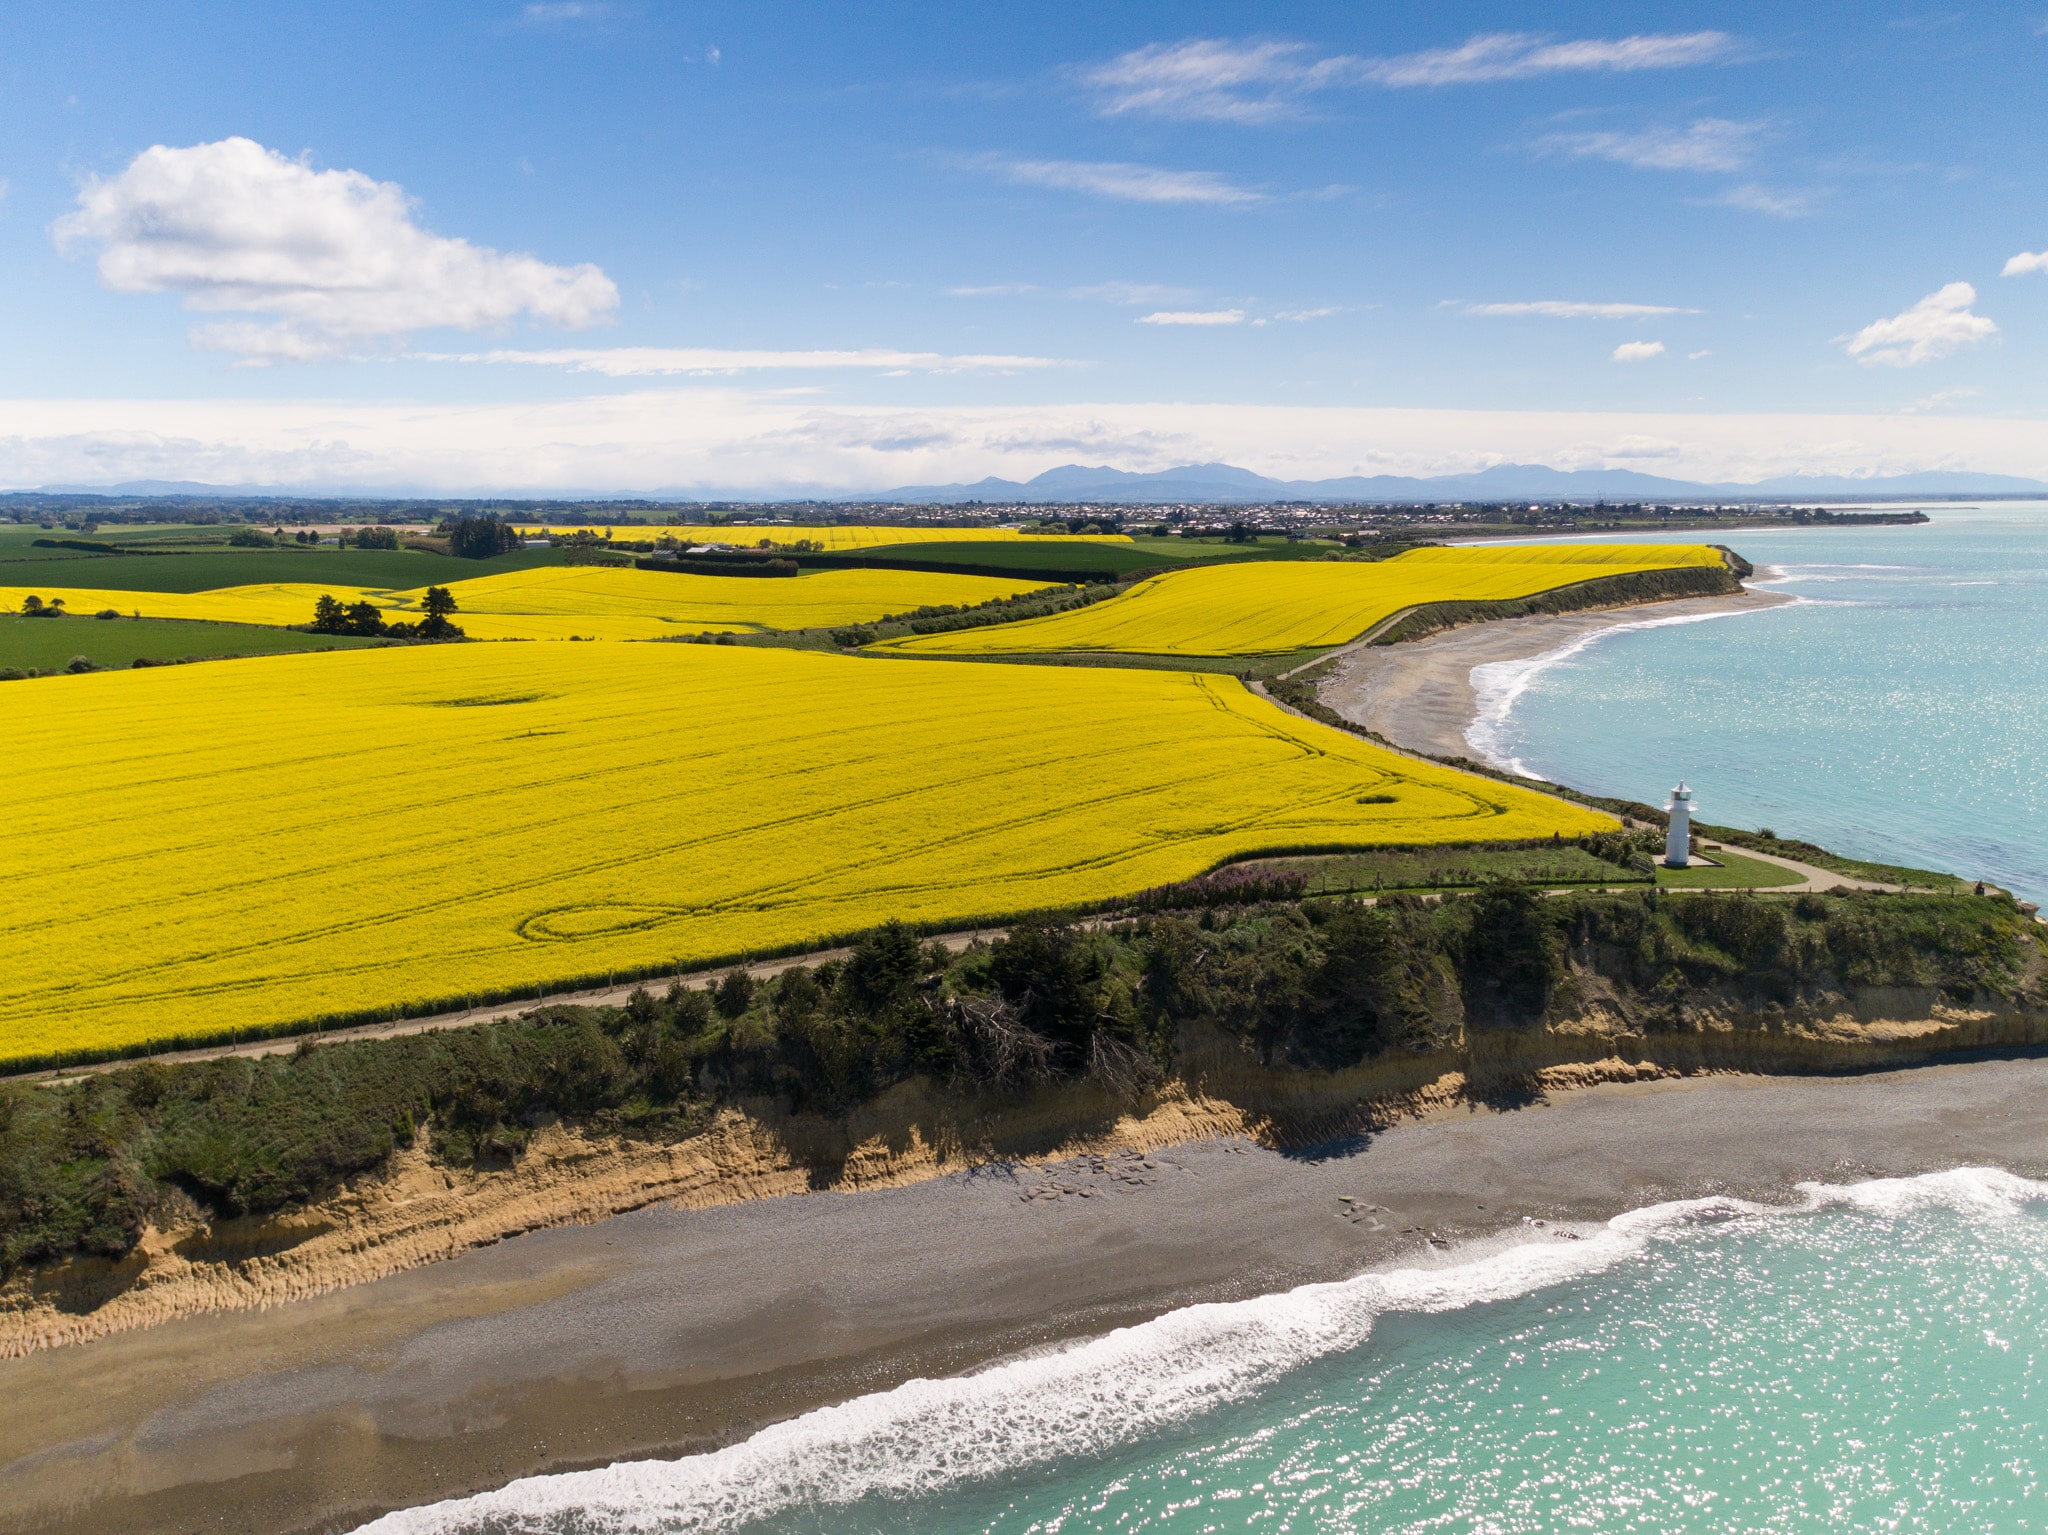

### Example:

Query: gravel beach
xmin=1318 ymin=587 xmax=1794 ymax=762
xmin=6 ymin=1057 xmax=2046 ymax=1535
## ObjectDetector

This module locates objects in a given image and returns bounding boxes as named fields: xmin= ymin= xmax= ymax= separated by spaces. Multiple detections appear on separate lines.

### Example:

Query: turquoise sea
xmin=1466 ymin=502 xmax=2048 ymax=902
xmin=364 ymin=1170 xmax=2048 ymax=1533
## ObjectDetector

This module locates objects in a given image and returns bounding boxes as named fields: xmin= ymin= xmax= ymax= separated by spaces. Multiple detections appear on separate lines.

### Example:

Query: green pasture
xmin=0 ymin=614 xmax=384 ymax=673
xmin=1246 ymin=844 xmax=1645 ymax=894
xmin=0 ymin=544 xmax=565 ymax=593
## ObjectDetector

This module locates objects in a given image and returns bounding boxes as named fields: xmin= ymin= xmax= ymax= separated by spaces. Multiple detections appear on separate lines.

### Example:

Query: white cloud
xmin=1467 ymin=300 xmax=1695 ymax=319
xmin=1067 ymin=281 xmax=1196 ymax=306
xmin=421 ymin=347 xmax=1070 ymax=374
xmin=1363 ymin=30 xmax=1737 ymax=87
xmin=1901 ymin=387 xmax=1983 ymax=413
xmin=2004 ymin=249 xmax=2048 ymax=276
xmin=1688 ymin=350 xmax=1711 ymax=360
xmin=1845 ymin=282 xmax=1998 ymax=367
xmin=1714 ymin=183 xmax=1817 ymax=218
xmin=946 ymin=283 xmax=1039 ymax=297
xmin=519 ymin=3 xmax=612 ymax=21
xmin=5 ymin=394 xmax=2044 ymax=494
xmin=1135 ymin=309 xmax=1245 ymax=326
xmin=1612 ymin=341 xmax=1667 ymax=362
xmin=969 ymin=155 xmax=1261 ymax=205
xmin=1274 ymin=307 xmax=1342 ymax=321
xmin=1536 ymin=118 xmax=1764 ymax=173
xmin=1080 ymin=39 xmax=1334 ymax=123
xmin=1078 ymin=32 xmax=1737 ymax=121
xmin=52 ymin=137 xmax=616 ymax=364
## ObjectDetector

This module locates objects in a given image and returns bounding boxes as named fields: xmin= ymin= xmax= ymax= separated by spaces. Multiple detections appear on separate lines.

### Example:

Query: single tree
xmin=20 ymin=595 xmax=42 ymax=614
xmin=310 ymin=594 xmax=347 ymax=633
xmin=417 ymin=585 xmax=463 ymax=640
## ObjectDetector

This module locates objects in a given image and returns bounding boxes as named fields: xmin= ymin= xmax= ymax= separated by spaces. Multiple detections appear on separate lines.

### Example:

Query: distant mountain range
xmin=850 ymin=462 xmax=2048 ymax=505
xmin=18 ymin=463 xmax=2048 ymax=505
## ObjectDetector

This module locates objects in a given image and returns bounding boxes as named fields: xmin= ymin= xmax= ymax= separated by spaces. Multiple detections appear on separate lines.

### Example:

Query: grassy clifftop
xmin=6 ymin=886 xmax=2040 ymax=1291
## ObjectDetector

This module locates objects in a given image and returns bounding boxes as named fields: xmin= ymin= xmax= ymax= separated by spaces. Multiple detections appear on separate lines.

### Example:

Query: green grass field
xmin=801 ymin=534 xmax=1350 ymax=581
xmin=1122 ymin=535 xmax=1354 ymax=564
xmin=0 ymin=544 xmax=565 ymax=593
xmin=0 ymin=614 xmax=385 ymax=672
xmin=1657 ymin=848 xmax=1807 ymax=889
xmin=1245 ymin=843 xmax=1645 ymax=894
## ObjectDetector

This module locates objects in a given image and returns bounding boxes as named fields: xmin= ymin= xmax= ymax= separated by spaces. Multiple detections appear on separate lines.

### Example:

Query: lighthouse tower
xmin=1664 ymin=782 xmax=1694 ymax=868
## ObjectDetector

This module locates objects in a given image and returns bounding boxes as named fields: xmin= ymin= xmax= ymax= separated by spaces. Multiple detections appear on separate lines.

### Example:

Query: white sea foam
xmin=351 ymin=1169 xmax=2047 ymax=1535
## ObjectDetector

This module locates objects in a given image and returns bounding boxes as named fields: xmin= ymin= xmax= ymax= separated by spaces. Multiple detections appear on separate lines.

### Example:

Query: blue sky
xmin=2 ymin=2 xmax=2045 ymax=491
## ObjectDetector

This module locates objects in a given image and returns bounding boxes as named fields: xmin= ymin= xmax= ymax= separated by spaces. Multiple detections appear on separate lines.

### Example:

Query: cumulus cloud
xmin=52 ymin=137 xmax=617 ymax=363
xmin=1535 ymin=117 xmax=1763 ymax=173
xmin=1079 ymin=32 xmax=1737 ymax=120
xmin=1135 ymin=309 xmax=1245 ymax=326
xmin=1467 ymin=300 xmax=1695 ymax=319
xmin=968 ymin=155 xmax=1261 ymax=205
xmin=1845 ymin=282 xmax=1998 ymax=367
xmin=2004 ymin=249 xmax=2048 ymax=276
xmin=421 ymin=347 xmax=1070 ymax=375
xmin=1612 ymin=341 xmax=1667 ymax=361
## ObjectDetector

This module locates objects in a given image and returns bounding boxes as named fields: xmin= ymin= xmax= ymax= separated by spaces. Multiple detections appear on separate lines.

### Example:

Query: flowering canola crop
xmin=513 ymin=525 xmax=1134 ymax=550
xmin=873 ymin=543 xmax=1726 ymax=657
xmin=0 ymin=643 xmax=1612 ymax=1063
xmin=0 ymin=565 xmax=1052 ymax=642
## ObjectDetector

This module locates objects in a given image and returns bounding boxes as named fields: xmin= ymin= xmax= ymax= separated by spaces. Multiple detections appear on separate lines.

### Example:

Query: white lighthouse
xmin=1664 ymin=781 xmax=1694 ymax=867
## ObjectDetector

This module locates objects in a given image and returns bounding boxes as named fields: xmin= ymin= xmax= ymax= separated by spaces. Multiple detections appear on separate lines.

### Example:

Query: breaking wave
xmin=353 ymin=1168 xmax=2048 ymax=1535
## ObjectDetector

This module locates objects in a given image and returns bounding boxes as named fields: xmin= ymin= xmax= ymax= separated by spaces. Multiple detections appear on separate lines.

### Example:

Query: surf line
xmin=351 ymin=1168 xmax=2046 ymax=1535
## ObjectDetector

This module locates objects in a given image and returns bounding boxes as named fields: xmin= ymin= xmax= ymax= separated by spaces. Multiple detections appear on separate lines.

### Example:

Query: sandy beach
xmin=6 ymin=1056 xmax=2047 ymax=1535
xmin=1319 ymin=587 xmax=1794 ymax=762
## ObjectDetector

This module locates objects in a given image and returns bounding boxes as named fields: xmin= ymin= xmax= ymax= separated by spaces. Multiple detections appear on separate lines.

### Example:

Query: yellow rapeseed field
xmin=514 ymin=524 xmax=1134 ymax=550
xmin=375 ymin=565 xmax=1054 ymax=640
xmin=0 ymin=565 xmax=1053 ymax=642
xmin=0 ymin=643 xmax=1612 ymax=1063
xmin=873 ymin=543 xmax=1727 ymax=657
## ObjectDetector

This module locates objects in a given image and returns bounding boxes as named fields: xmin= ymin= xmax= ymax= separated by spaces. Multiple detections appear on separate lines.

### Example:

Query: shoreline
xmin=8 ymin=1057 xmax=2048 ymax=1535
xmin=1318 ymin=585 xmax=1794 ymax=765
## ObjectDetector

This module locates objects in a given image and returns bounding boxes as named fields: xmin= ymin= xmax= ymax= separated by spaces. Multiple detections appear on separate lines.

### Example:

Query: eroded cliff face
xmin=5 ymin=990 xmax=2044 ymax=1358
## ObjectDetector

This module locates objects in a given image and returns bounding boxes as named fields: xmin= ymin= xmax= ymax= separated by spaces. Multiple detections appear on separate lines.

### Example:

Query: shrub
xmin=714 ymin=969 xmax=755 ymax=1019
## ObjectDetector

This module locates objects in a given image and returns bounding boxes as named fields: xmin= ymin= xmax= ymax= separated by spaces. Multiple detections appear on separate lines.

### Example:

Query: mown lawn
xmin=1657 ymin=848 xmax=1807 ymax=889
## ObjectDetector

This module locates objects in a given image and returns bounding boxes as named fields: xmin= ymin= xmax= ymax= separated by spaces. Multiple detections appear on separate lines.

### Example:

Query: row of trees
xmin=308 ymin=586 xmax=462 ymax=639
